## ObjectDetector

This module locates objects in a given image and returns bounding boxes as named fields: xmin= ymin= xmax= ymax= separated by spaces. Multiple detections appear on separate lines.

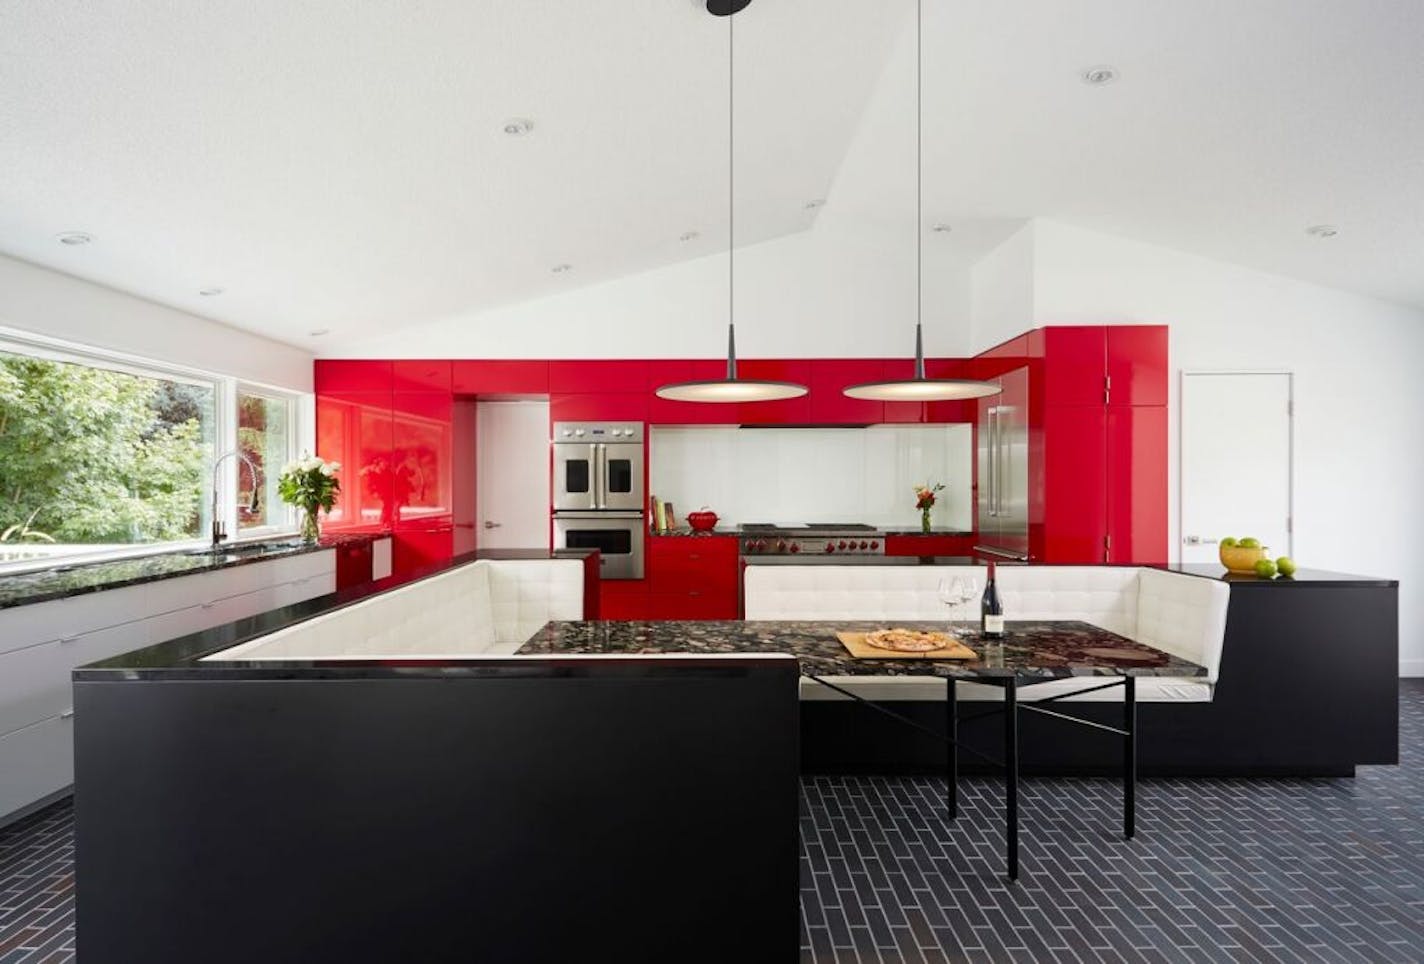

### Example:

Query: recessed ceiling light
xmin=55 ymin=231 xmax=93 ymax=246
xmin=679 ymin=231 xmax=700 ymax=242
xmin=198 ymin=286 xmax=225 ymax=297
xmin=1081 ymin=65 xmax=1119 ymax=86
xmin=551 ymin=263 xmax=572 ymax=273
xmin=804 ymin=199 xmax=826 ymax=209
xmin=1305 ymin=224 xmax=1339 ymax=239
xmin=308 ymin=329 xmax=330 ymax=337
xmin=931 ymin=223 xmax=953 ymax=234
xmin=503 ymin=118 xmax=534 ymax=136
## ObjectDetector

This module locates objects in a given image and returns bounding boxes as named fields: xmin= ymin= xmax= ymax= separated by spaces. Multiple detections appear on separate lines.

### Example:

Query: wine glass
xmin=937 ymin=576 xmax=964 ymax=626
xmin=958 ymin=576 xmax=980 ymax=624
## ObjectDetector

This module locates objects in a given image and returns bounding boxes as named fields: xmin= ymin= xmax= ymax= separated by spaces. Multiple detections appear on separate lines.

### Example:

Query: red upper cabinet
xmin=550 ymin=393 xmax=650 ymax=423
xmin=1039 ymin=405 xmax=1108 ymax=563
xmin=316 ymin=391 xmax=393 ymax=531
xmin=391 ymin=360 xmax=452 ymax=393
xmin=877 ymin=358 xmax=927 ymax=424
xmin=734 ymin=360 xmax=812 ymax=425
xmin=647 ymin=359 xmax=729 ymax=425
xmin=923 ymin=359 xmax=976 ymax=424
xmin=808 ymin=360 xmax=883 ymax=425
xmin=452 ymin=360 xmax=550 ymax=395
xmin=1042 ymin=327 xmax=1107 ymax=407
xmin=314 ymin=360 xmax=393 ymax=394
xmin=1106 ymin=326 xmax=1168 ymax=406
xmin=549 ymin=361 xmax=652 ymax=395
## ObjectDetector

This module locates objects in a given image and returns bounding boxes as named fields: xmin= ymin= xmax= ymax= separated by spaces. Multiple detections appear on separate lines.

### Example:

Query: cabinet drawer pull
xmin=202 ymin=601 xmax=218 ymax=609
xmin=61 ymin=708 xmax=75 ymax=719
xmin=59 ymin=635 xmax=79 ymax=644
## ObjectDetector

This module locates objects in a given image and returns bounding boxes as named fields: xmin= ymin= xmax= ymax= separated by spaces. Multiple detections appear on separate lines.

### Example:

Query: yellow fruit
xmin=1276 ymin=556 xmax=1297 ymax=577
xmin=1253 ymin=558 xmax=1278 ymax=578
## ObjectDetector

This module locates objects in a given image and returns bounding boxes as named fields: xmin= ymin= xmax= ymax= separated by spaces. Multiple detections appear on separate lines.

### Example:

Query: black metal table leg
xmin=1124 ymin=675 xmax=1136 ymax=839
xmin=1005 ymin=678 xmax=1018 ymax=881
xmin=946 ymin=680 xmax=958 ymax=819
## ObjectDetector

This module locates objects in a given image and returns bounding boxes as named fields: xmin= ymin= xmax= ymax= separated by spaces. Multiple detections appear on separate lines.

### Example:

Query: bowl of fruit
xmin=1219 ymin=537 xmax=1297 ymax=578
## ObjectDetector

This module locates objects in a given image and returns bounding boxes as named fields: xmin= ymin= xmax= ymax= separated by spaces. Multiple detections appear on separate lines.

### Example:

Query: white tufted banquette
xmin=743 ymin=565 xmax=1229 ymax=703
xmin=206 ymin=558 xmax=584 ymax=661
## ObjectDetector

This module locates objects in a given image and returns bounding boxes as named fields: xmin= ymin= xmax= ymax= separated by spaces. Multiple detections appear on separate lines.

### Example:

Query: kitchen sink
xmin=184 ymin=539 xmax=308 ymax=559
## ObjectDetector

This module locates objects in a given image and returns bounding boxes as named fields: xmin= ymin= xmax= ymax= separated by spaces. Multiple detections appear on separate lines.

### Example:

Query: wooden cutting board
xmin=836 ymin=631 xmax=977 ymax=661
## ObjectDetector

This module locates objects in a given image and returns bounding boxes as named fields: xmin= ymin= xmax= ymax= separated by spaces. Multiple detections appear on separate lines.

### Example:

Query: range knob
xmin=574 ymin=429 xmax=586 ymax=437
xmin=869 ymin=540 xmax=879 ymax=549
xmin=859 ymin=541 xmax=869 ymax=550
xmin=562 ymin=429 xmax=573 ymax=437
xmin=789 ymin=543 xmax=800 ymax=553
xmin=825 ymin=543 xmax=835 ymax=553
xmin=776 ymin=540 xmax=787 ymax=552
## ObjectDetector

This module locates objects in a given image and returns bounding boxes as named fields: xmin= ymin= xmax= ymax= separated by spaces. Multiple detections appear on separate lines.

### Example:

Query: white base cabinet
xmin=0 ymin=549 xmax=335 ymax=822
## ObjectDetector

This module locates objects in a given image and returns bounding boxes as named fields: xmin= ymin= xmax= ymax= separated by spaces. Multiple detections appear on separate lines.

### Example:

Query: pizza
xmin=864 ymin=629 xmax=955 ymax=653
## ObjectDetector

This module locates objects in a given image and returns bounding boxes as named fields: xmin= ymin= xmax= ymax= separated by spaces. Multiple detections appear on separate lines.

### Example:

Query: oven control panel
xmin=740 ymin=536 xmax=883 ymax=556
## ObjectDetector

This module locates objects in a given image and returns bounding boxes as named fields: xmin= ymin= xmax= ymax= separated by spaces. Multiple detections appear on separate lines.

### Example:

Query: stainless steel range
xmin=739 ymin=523 xmax=885 ymax=559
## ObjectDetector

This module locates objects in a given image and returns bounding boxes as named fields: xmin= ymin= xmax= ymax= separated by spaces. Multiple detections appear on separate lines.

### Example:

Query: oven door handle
xmin=594 ymin=443 xmax=606 ymax=510
xmin=589 ymin=443 xmax=600 ymax=510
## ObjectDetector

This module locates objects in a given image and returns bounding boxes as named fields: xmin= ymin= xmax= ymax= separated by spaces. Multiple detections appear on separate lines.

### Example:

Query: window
xmin=237 ymin=389 xmax=294 ymax=532
xmin=0 ymin=347 xmax=216 ymax=563
xmin=0 ymin=332 xmax=305 ymax=570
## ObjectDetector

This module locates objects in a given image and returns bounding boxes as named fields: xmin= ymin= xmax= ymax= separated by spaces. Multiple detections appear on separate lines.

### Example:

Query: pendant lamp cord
xmin=914 ymin=0 xmax=925 ymax=379
xmin=728 ymin=7 xmax=737 ymax=378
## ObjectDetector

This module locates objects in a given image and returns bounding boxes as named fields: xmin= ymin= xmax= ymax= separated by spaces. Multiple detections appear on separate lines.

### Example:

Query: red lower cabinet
xmin=599 ymin=581 xmax=650 ymax=620
xmin=333 ymin=541 xmax=374 ymax=590
xmin=1041 ymin=405 xmax=1108 ymax=563
xmin=647 ymin=536 xmax=739 ymax=619
xmin=1107 ymin=406 xmax=1168 ymax=563
xmin=883 ymin=535 xmax=974 ymax=557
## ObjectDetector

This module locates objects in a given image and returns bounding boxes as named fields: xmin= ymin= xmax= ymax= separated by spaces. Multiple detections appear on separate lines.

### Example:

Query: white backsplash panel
xmin=649 ymin=425 xmax=973 ymax=530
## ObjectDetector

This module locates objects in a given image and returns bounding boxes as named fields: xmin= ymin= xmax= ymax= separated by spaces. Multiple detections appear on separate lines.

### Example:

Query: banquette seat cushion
xmin=742 ymin=565 xmax=1229 ymax=703
xmin=208 ymin=559 xmax=584 ymax=660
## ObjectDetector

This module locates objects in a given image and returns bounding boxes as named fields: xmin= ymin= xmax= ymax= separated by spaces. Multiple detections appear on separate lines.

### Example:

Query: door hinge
xmin=1104 ymin=375 xmax=1112 ymax=405
xmin=1287 ymin=516 xmax=1293 ymax=534
xmin=1287 ymin=400 xmax=1294 ymax=417
xmin=1104 ymin=533 xmax=1112 ymax=561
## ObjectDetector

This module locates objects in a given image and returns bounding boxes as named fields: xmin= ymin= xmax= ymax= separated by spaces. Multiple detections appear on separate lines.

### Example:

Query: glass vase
xmin=300 ymin=508 xmax=321 ymax=545
xmin=920 ymin=506 xmax=932 ymax=534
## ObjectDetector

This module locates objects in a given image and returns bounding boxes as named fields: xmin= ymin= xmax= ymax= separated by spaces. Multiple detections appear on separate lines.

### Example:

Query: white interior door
xmin=1181 ymin=372 xmax=1292 ymax=564
xmin=476 ymin=400 xmax=552 ymax=549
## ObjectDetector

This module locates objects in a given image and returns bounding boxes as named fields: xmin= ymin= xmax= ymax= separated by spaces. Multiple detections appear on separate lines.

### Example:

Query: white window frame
xmin=0 ymin=327 xmax=307 ymax=575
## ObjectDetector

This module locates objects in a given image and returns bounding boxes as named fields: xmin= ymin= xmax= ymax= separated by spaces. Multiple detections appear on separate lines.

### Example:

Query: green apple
xmin=1219 ymin=536 xmax=1238 ymax=548
xmin=1253 ymin=558 xmax=1278 ymax=578
xmin=1276 ymin=556 xmax=1297 ymax=577
xmin=1238 ymin=537 xmax=1261 ymax=548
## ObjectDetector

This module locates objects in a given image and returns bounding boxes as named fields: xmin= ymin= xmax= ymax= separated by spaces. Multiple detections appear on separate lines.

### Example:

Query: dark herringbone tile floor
xmin=3 ymin=682 xmax=1421 ymax=963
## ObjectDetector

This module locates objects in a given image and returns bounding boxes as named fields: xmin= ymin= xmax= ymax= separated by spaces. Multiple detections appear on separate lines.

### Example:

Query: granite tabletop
xmin=518 ymin=619 xmax=1207 ymax=680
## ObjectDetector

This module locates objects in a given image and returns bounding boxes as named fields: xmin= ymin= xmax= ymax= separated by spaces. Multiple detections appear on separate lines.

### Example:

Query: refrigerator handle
xmin=988 ymin=408 xmax=999 ymax=517
xmin=997 ymin=408 xmax=1008 ymax=517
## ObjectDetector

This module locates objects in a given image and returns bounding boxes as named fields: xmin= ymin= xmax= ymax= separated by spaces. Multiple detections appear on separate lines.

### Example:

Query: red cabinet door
xmin=550 ymin=393 xmax=650 ymax=422
xmin=808 ymin=360 xmax=884 ymax=424
xmin=734 ymin=360 xmax=813 ymax=424
xmin=1040 ymin=405 xmax=1108 ymax=563
xmin=314 ymin=360 xmax=393 ymax=394
xmin=883 ymin=535 xmax=974 ymax=557
xmin=1107 ymin=406 xmax=1168 ymax=563
xmin=452 ymin=360 xmax=550 ymax=395
xmin=316 ymin=391 xmax=393 ymax=531
xmin=1106 ymin=326 xmax=1168 ymax=406
xmin=392 ymin=360 xmax=452 ymax=393
xmin=1042 ymin=327 xmax=1106 ymax=407
xmin=549 ymin=361 xmax=652 ymax=394
xmin=922 ymin=359 xmax=976 ymax=424
xmin=391 ymin=392 xmax=453 ymax=566
xmin=648 ymin=536 xmax=739 ymax=594
xmin=647 ymin=360 xmax=729 ymax=425
xmin=875 ymin=358 xmax=927 ymax=423
xmin=334 ymin=542 xmax=374 ymax=590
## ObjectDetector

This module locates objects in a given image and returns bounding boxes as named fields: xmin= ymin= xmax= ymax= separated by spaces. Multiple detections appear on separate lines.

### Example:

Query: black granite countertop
xmin=0 ymin=538 xmax=341 ymax=611
xmin=880 ymin=528 xmax=975 ymax=536
xmin=648 ymin=528 xmax=740 ymax=538
xmin=520 ymin=620 xmax=1206 ymax=680
xmin=472 ymin=548 xmax=600 ymax=561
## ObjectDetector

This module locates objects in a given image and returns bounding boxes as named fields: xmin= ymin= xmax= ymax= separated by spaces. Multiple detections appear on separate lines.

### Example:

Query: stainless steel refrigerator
xmin=975 ymin=366 xmax=1030 ymax=561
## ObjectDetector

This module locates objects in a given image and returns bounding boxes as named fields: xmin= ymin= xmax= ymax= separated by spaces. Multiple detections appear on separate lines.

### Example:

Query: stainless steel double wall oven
xmin=552 ymin=421 xmax=645 ymax=579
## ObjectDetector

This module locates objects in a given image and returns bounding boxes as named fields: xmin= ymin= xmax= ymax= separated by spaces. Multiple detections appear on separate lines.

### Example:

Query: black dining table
xmin=519 ymin=618 xmax=1209 ymax=880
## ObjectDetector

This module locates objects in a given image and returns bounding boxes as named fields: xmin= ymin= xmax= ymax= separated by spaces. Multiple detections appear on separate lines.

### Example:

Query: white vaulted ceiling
xmin=2 ymin=0 xmax=1422 ymax=348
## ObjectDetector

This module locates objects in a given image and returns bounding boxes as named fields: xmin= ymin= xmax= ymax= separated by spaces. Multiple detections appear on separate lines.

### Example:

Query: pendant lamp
xmin=842 ymin=0 xmax=1001 ymax=404
xmin=654 ymin=5 xmax=807 ymax=404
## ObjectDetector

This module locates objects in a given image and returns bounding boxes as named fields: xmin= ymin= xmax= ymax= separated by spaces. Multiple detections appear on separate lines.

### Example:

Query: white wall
xmin=970 ymin=226 xmax=1036 ymax=349
xmin=335 ymin=216 xmax=973 ymax=361
xmin=649 ymin=424 xmax=972 ymax=531
xmin=973 ymin=219 xmax=1424 ymax=675
xmin=0 ymin=254 xmax=312 ymax=390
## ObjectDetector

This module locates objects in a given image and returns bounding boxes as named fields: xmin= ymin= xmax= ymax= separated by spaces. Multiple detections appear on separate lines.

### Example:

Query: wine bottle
xmin=981 ymin=561 xmax=1005 ymax=638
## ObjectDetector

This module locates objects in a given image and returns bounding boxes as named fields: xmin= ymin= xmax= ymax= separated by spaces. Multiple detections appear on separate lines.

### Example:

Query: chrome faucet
xmin=211 ymin=450 xmax=261 ymax=547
